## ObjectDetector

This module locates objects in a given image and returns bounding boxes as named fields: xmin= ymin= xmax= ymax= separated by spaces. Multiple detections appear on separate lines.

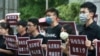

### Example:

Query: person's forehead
xmin=28 ymin=22 xmax=34 ymax=25
xmin=80 ymin=8 xmax=89 ymax=12
xmin=46 ymin=12 xmax=55 ymax=15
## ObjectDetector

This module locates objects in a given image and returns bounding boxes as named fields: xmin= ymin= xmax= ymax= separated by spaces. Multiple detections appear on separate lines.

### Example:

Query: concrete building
xmin=0 ymin=0 xmax=18 ymax=19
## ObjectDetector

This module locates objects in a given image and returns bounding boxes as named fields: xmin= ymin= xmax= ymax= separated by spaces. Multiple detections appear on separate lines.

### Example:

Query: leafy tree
xmin=57 ymin=3 xmax=80 ymax=23
xmin=18 ymin=0 xmax=69 ymax=20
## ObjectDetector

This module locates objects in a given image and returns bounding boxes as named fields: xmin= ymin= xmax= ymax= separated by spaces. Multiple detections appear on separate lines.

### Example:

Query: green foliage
xmin=18 ymin=0 xmax=69 ymax=20
xmin=19 ymin=0 xmax=45 ymax=20
xmin=57 ymin=3 xmax=80 ymax=23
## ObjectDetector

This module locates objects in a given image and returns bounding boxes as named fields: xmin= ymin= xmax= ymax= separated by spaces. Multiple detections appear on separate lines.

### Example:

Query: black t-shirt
xmin=79 ymin=21 xmax=100 ymax=41
xmin=16 ymin=33 xmax=29 ymax=37
xmin=79 ymin=21 xmax=100 ymax=56
xmin=30 ymin=34 xmax=46 ymax=44
xmin=0 ymin=35 xmax=15 ymax=56
xmin=45 ymin=24 xmax=62 ymax=43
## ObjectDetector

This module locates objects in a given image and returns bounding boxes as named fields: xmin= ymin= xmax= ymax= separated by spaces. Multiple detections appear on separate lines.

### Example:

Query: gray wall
xmin=0 ymin=0 xmax=18 ymax=19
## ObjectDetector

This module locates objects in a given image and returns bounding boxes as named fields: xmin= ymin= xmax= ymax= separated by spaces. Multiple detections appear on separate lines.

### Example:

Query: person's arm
xmin=61 ymin=39 xmax=70 ymax=56
xmin=0 ymin=48 xmax=13 ymax=55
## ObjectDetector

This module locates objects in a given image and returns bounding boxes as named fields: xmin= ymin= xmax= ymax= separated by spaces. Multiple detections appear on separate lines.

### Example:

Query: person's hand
xmin=41 ymin=44 xmax=47 ymax=51
xmin=85 ymin=39 xmax=95 ymax=50
xmin=92 ymin=39 xmax=99 ymax=46
xmin=0 ymin=48 xmax=3 ymax=52
xmin=61 ymin=44 xmax=69 ymax=56
xmin=61 ymin=39 xmax=70 ymax=56
xmin=85 ymin=40 xmax=91 ymax=48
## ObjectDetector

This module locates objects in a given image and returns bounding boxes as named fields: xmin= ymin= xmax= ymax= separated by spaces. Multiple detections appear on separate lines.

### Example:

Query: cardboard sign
xmin=69 ymin=35 xmax=88 ymax=56
xmin=46 ymin=40 xmax=62 ymax=56
xmin=4 ymin=35 xmax=18 ymax=50
xmin=96 ymin=41 xmax=100 ymax=56
xmin=59 ymin=21 xmax=78 ymax=35
xmin=18 ymin=37 xmax=30 ymax=55
xmin=5 ymin=13 xmax=20 ymax=27
xmin=27 ymin=39 xmax=43 ymax=56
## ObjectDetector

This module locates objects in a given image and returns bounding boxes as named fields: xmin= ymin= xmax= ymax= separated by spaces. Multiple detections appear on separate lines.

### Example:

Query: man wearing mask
xmin=44 ymin=8 xmax=62 ymax=42
xmin=79 ymin=2 xmax=100 ymax=56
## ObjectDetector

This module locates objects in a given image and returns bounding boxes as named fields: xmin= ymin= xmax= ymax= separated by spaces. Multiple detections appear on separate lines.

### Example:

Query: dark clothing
xmin=45 ymin=24 xmax=62 ymax=43
xmin=0 ymin=35 xmax=15 ymax=56
xmin=16 ymin=33 xmax=29 ymax=37
xmin=30 ymin=34 xmax=46 ymax=44
xmin=79 ymin=21 xmax=100 ymax=56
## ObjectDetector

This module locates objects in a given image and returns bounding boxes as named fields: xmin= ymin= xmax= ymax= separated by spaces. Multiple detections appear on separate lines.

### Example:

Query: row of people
xmin=0 ymin=2 xmax=100 ymax=56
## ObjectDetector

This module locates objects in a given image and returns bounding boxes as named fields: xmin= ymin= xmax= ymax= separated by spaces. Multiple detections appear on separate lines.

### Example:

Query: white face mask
xmin=79 ymin=13 xmax=88 ymax=24
xmin=60 ymin=32 xmax=69 ymax=40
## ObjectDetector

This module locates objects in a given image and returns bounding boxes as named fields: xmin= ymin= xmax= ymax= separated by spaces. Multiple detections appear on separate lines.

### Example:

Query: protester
xmin=0 ymin=22 xmax=14 ymax=56
xmin=79 ymin=2 xmax=100 ymax=56
xmin=61 ymin=2 xmax=100 ymax=56
xmin=44 ymin=8 xmax=62 ymax=42
xmin=16 ymin=20 xmax=29 ymax=37
xmin=16 ymin=20 xmax=29 ymax=56
xmin=27 ymin=18 xmax=46 ymax=44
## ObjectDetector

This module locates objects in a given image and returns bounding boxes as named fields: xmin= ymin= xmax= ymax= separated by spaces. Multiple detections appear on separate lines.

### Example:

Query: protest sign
xmin=69 ymin=35 xmax=88 ymax=56
xmin=18 ymin=37 xmax=30 ymax=55
xmin=5 ymin=35 xmax=18 ymax=50
xmin=46 ymin=40 xmax=62 ymax=56
xmin=96 ymin=41 xmax=100 ymax=56
xmin=27 ymin=39 xmax=43 ymax=56
xmin=5 ymin=13 xmax=20 ymax=27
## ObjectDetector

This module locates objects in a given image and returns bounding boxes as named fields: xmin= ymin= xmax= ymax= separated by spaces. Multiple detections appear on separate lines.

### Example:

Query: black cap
xmin=17 ymin=20 xmax=27 ymax=27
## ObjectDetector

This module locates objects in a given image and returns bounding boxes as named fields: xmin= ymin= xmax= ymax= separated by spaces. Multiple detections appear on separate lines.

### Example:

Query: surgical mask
xmin=46 ymin=17 xmax=52 ymax=25
xmin=60 ymin=32 xmax=69 ymax=40
xmin=79 ymin=13 xmax=88 ymax=24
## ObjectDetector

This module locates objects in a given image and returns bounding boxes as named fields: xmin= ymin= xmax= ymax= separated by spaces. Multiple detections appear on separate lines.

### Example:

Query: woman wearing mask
xmin=0 ymin=22 xmax=14 ymax=56
xmin=60 ymin=24 xmax=75 ymax=56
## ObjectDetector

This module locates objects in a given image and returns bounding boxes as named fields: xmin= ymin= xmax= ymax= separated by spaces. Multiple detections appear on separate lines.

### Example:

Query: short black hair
xmin=63 ymin=24 xmax=75 ymax=35
xmin=17 ymin=20 xmax=27 ymax=27
xmin=80 ymin=2 xmax=97 ymax=14
xmin=0 ymin=22 xmax=13 ymax=35
xmin=28 ymin=18 xmax=39 ymax=25
xmin=45 ymin=8 xmax=59 ymax=17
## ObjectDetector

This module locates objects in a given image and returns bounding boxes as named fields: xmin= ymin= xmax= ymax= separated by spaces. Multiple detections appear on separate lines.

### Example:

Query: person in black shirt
xmin=0 ymin=22 xmax=14 ymax=56
xmin=16 ymin=20 xmax=29 ymax=56
xmin=44 ymin=8 xmax=68 ymax=56
xmin=16 ymin=20 xmax=29 ymax=37
xmin=60 ymin=2 xmax=100 ymax=56
xmin=79 ymin=2 xmax=100 ymax=56
xmin=27 ymin=18 xmax=46 ymax=44
xmin=44 ymin=8 xmax=62 ymax=43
